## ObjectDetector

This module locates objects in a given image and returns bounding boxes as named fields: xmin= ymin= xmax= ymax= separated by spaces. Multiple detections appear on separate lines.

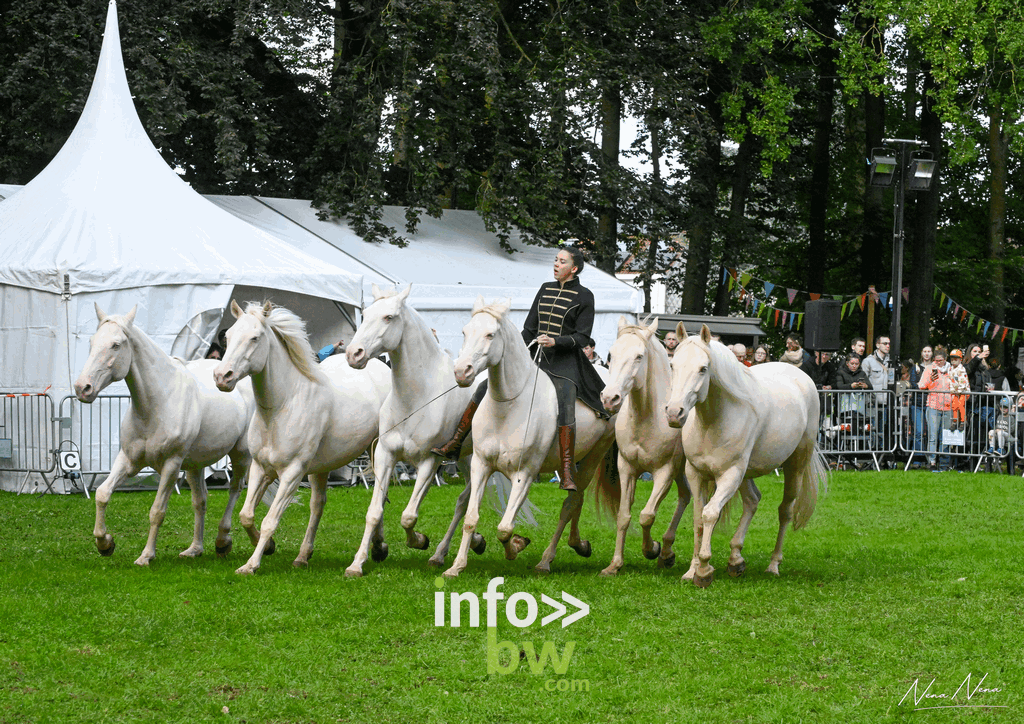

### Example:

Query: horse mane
xmin=244 ymin=302 xmax=322 ymax=383
xmin=682 ymin=334 xmax=757 ymax=400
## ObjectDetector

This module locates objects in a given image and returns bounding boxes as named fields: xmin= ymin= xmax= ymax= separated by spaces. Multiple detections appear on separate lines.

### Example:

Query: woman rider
xmin=431 ymin=245 xmax=607 ymax=492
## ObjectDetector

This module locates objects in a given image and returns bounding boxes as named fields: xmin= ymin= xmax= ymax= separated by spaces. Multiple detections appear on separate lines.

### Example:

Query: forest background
xmin=1 ymin=0 xmax=1021 ymax=364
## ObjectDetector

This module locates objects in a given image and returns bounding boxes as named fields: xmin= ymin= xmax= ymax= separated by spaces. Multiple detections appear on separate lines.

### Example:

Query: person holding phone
xmin=918 ymin=346 xmax=954 ymax=471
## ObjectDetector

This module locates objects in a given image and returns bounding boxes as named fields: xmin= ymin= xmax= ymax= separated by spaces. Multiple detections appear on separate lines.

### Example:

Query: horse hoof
xmin=264 ymin=537 xmax=277 ymax=556
xmin=235 ymin=564 xmax=257 ymax=575
xmin=658 ymin=552 xmax=676 ymax=569
xmin=644 ymin=541 xmax=661 ymax=561
xmin=371 ymin=542 xmax=389 ymax=562
xmin=344 ymin=566 xmax=363 ymax=578
xmin=293 ymin=559 xmax=308 ymax=568
xmin=727 ymin=561 xmax=747 ymax=577
xmin=599 ymin=567 xmax=619 ymax=577
xmin=215 ymin=541 xmax=232 ymax=557
xmin=98 ymin=540 xmax=116 ymax=557
xmin=534 ymin=564 xmax=551 ymax=576
xmin=693 ymin=571 xmax=714 ymax=588
xmin=410 ymin=533 xmax=430 ymax=551
xmin=470 ymin=533 xmax=487 ymax=555
xmin=427 ymin=557 xmax=445 ymax=568
xmin=571 ymin=540 xmax=592 ymax=558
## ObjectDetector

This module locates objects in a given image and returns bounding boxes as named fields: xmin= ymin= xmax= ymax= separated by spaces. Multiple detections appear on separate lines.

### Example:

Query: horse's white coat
xmin=74 ymin=304 xmax=255 ymax=565
xmin=665 ymin=323 xmax=826 ymax=585
xmin=343 ymin=284 xmax=483 ymax=576
xmin=442 ymin=298 xmax=617 ymax=578
xmin=601 ymin=317 xmax=762 ymax=578
xmin=214 ymin=301 xmax=391 ymax=575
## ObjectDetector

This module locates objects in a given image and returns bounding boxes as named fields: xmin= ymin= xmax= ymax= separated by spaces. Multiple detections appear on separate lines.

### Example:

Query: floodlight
xmin=907 ymin=157 xmax=937 ymax=191
xmin=869 ymin=150 xmax=898 ymax=187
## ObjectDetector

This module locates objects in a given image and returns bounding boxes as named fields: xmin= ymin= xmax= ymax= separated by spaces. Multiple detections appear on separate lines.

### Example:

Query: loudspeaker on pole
xmin=804 ymin=300 xmax=842 ymax=350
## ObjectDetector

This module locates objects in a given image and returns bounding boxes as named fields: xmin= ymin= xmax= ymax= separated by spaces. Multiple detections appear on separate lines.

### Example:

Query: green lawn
xmin=1 ymin=470 xmax=1021 ymax=723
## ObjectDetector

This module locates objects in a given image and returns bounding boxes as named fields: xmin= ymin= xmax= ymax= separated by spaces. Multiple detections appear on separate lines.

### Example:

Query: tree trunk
xmin=643 ymin=116 xmax=664 ymax=315
xmin=806 ymin=0 xmax=838 ymax=295
xmin=712 ymin=135 xmax=754 ymax=316
xmin=858 ymin=10 xmax=887 ymax=300
xmin=905 ymin=60 xmax=940 ymax=360
xmin=988 ymin=104 xmax=1008 ymax=360
xmin=596 ymin=82 xmax=621 ymax=274
xmin=680 ymin=127 xmax=722 ymax=315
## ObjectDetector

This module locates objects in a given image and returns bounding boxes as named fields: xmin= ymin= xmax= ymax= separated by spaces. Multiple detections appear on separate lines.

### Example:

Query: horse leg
xmin=215 ymin=450 xmax=250 ymax=556
xmin=637 ymin=464 xmax=679 ymax=563
xmin=536 ymin=488 xmax=582 ymax=574
xmin=428 ymin=475 xmax=475 ymax=567
xmin=694 ymin=467 xmax=744 ymax=588
xmin=599 ymin=456 xmax=638 ymax=576
xmin=496 ymin=470 xmax=536 ymax=564
xmin=93 ymin=451 xmax=140 ymax=556
xmin=345 ymin=447 xmax=398 ymax=577
xmin=236 ymin=462 xmax=305 ymax=575
xmin=178 ymin=469 xmax=207 ymax=558
xmin=442 ymin=456 xmax=493 ymax=578
xmin=401 ymin=456 xmax=443 ymax=551
xmin=136 ymin=456 xmax=186 ymax=566
xmin=238 ymin=460 xmax=273 ymax=548
xmin=658 ymin=472 xmax=691 ymax=570
xmin=767 ymin=463 xmax=801 ymax=576
xmin=727 ymin=478 xmax=762 ymax=577
xmin=683 ymin=474 xmax=705 ymax=581
xmin=294 ymin=472 xmax=328 ymax=567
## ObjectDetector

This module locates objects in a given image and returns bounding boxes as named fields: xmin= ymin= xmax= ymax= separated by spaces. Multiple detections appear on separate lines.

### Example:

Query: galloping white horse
xmin=213 ymin=301 xmax=391 ymax=575
xmin=665 ymin=323 xmax=826 ymax=587
xmin=74 ymin=304 xmax=255 ymax=565
xmin=443 ymin=298 xmax=618 ymax=578
xmin=344 ymin=284 xmax=485 ymax=576
xmin=600 ymin=317 xmax=762 ymax=578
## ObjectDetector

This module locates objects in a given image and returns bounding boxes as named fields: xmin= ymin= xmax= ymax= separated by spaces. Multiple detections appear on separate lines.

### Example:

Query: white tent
xmin=206 ymin=197 xmax=642 ymax=358
xmin=0 ymin=1 xmax=367 ymax=491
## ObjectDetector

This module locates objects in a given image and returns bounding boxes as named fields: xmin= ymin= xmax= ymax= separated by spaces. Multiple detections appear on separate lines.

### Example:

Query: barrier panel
xmin=817 ymin=389 xmax=897 ymax=470
xmin=897 ymin=388 xmax=1017 ymax=472
xmin=0 ymin=392 xmax=59 ymax=493
xmin=56 ymin=395 xmax=135 ymax=496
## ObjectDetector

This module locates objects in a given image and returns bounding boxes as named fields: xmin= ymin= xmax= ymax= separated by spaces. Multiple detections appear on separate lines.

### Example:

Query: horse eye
xmin=112 ymin=342 xmax=120 ymax=349
xmin=700 ymin=365 xmax=708 ymax=374
xmin=384 ymin=315 xmax=394 ymax=323
xmin=485 ymin=333 xmax=495 ymax=340
xmin=635 ymin=354 xmax=643 ymax=362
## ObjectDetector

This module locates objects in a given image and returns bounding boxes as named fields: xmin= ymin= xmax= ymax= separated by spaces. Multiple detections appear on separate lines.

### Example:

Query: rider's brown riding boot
xmin=430 ymin=399 xmax=479 ymax=460
xmin=558 ymin=424 xmax=577 ymax=491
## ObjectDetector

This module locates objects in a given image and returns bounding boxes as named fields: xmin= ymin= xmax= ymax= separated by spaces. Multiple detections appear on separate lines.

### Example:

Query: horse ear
xmin=397 ymin=284 xmax=412 ymax=303
xmin=472 ymin=295 xmax=487 ymax=314
xmin=94 ymin=302 xmax=107 ymax=323
xmin=124 ymin=305 xmax=137 ymax=327
xmin=371 ymin=283 xmax=383 ymax=301
xmin=675 ymin=321 xmax=686 ymax=340
xmin=647 ymin=317 xmax=659 ymax=337
xmin=230 ymin=300 xmax=243 ymax=319
xmin=700 ymin=324 xmax=712 ymax=344
xmin=262 ymin=300 xmax=273 ymax=317
xmin=496 ymin=298 xmax=511 ymax=316
xmin=618 ymin=315 xmax=629 ymax=333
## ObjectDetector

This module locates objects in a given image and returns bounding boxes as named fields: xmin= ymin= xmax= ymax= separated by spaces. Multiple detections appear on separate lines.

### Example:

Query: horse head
xmin=74 ymin=303 xmax=138 ymax=403
xmin=347 ymin=283 xmax=412 ymax=369
xmin=453 ymin=296 xmax=510 ymax=387
xmin=214 ymin=300 xmax=273 ymax=391
xmin=665 ymin=322 xmax=712 ymax=428
xmin=601 ymin=316 xmax=659 ymax=414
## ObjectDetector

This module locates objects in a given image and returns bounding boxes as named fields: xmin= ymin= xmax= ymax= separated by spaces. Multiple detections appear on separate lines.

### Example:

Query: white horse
xmin=665 ymin=323 xmax=826 ymax=587
xmin=343 ymin=284 xmax=486 ymax=576
xmin=443 ymin=298 xmax=619 ymax=578
xmin=213 ymin=301 xmax=391 ymax=575
xmin=74 ymin=304 xmax=255 ymax=565
xmin=600 ymin=317 xmax=762 ymax=578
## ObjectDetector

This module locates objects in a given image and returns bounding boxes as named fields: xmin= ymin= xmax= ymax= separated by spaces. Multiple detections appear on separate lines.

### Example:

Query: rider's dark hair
xmin=561 ymin=244 xmax=587 ymax=276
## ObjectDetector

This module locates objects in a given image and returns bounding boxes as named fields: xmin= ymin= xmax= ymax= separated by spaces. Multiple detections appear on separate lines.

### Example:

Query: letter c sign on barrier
xmin=59 ymin=451 xmax=81 ymax=472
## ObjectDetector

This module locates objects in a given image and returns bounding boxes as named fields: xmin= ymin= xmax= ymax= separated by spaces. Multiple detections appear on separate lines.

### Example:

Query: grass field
xmin=1 ymin=470 xmax=1021 ymax=723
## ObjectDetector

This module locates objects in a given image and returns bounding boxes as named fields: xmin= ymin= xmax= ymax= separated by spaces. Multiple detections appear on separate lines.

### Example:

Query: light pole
xmin=869 ymin=139 xmax=936 ymax=373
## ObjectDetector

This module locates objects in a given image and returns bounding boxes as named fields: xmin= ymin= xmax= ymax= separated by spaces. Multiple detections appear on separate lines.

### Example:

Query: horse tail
xmin=592 ymin=441 xmax=620 ymax=519
xmin=792 ymin=445 xmax=828 ymax=530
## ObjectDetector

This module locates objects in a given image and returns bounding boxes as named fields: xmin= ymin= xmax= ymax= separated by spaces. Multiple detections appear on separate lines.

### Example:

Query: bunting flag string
xmin=716 ymin=270 xmax=1024 ymax=343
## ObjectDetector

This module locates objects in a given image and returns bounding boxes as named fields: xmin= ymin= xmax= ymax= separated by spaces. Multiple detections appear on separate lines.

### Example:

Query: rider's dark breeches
xmin=470 ymin=376 xmax=576 ymax=426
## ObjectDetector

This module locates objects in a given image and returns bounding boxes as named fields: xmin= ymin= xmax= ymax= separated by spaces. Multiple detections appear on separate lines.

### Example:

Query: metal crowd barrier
xmin=57 ymin=394 xmax=133 ymax=491
xmin=817 ymin=389 xmax=898 ymax=470
xmin=896 ymin=388 xmax=1018 ymax=473
xmin=0 ymin=392 xmax=59 ymax=494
